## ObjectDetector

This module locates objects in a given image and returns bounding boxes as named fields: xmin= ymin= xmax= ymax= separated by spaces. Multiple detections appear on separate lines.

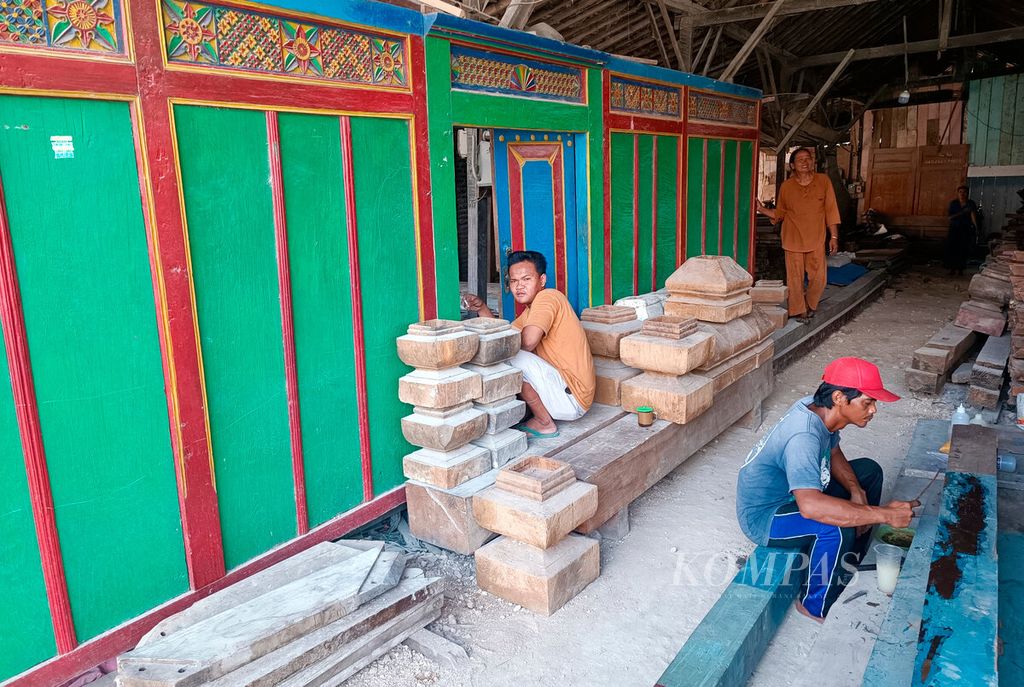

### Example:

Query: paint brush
xmin=911 ymin=470 xmax=942 ymax=505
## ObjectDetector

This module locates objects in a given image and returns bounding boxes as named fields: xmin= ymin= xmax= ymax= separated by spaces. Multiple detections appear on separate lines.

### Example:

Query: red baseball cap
xmin=822 ymin=357 xmax=900 ymax=402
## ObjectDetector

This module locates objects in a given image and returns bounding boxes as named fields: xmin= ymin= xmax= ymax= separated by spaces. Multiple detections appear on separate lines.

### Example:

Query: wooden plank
xmin=655 ymin=547 xmax=804 ymax=687
xmin=862 ymin=513 xmax=940 ymax=686
xmin=948 ymin=424 xmax=997 ymax=476
xmin=792 ymin=27 xmax=1024 ymax=67
xmin=999 ymin=74 xmax=1018 ymax=167
xmin=986 ymin=76 xmax=1004 ymax=167
xmin=719 ymin=0 xmax=788 ymax=83
xmin=1014 ymin=82 xmax=1024 ymax=165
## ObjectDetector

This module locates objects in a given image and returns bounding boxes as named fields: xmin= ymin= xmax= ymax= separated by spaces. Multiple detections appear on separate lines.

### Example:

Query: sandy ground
xmin=348 ymin=266 xmax=971 ymax=687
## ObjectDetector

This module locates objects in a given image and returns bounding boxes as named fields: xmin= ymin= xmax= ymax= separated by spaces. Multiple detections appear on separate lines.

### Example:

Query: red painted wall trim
xmin=687 ymin=122 xmax=758 ymax=140
xmin=339 ymin=116 xmax=374 ymax=502
xmin=0 ymin=174 xmax=77 ymax=654
xmin=0 ymin=52 xmax=137 ymax=94
xmin=701 ymin=138 xmax=708 ymax=255
xmin=678 ymin=88 xmax=687 ymax=266
xmin=650 ymin=136 xmax=658 ymax=291
xmin=266 ymin=111 xmax=310 ymax=536
xmin=632 ymin=133 xmax=639 ymax=295
xmin=606 ymin=113 xmax=683 ymax=135
xmin=4 ymin=487 xmax=406 ymax=687
xmin=718 ymin=142 xmax=725 ymax=255
xmin=602 ymin=71 xmax=612 ymax=304
xmin=733 ymin=143 xmax=741 ymax=262
xmin=551 ymin=148 xmax=567 ymax=294
xmin=409 ymin=37 xmax=437 ymax=319
xmin=750 ymin=104 xmax=762 ymax=274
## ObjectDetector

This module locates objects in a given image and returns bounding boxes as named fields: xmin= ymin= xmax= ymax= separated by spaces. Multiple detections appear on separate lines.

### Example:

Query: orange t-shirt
xmin=775 ymin=173 xmax=840 ymax=252
xmin=511 ymin=289 xmax=596 ymax=410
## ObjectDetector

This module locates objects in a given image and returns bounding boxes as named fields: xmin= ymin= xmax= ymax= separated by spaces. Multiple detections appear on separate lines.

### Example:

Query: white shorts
xmin=509 ymin=350 xmax=586 ymax=421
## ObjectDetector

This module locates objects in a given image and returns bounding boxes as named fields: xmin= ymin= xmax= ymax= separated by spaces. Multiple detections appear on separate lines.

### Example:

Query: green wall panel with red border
xmin=636 ymin=135 xmax=654 ymax=293
xmin=349 ymin=116 xmax=419 ymax=495
xmin=686 ymin=137 xmax=705 ymax=258
xmin=174 ymin=105 xmax=296 ymax=570
xmin=720 ymin=140 xmax=738 ymax=260
xmin=737 ymin=141 xmax=755 ymax=269
xmin=609 ymin=132 xmax=634 ymax=301
xmin=0 ymin=95 xmax=187 ymax=644
xmin=704 ymin=139 xmax=722 ymax=255
xmin=655 ymin=135 xmax=679 ymax=284
xmin=277 ymin=113 xmax=363 ymax=526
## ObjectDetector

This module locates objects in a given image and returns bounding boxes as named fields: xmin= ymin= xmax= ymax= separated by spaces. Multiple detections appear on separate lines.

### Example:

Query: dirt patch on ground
xmin=348 ymin=266 xmax=969 ymax=687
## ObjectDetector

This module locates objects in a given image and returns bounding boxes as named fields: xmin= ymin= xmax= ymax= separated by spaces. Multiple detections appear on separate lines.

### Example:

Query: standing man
xmin=735 ymin=357 xmax=916 ymax=622
xmin=945 ymin=184 xmax=978 ymax=276
xmin=755 ymin=147 xmax=840 ymax=323
xmin=463 ymin=250 xmax=594 ymax=439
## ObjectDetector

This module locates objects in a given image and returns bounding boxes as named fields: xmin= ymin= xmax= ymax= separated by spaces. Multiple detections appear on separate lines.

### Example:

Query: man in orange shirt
xmin=756 ymin=148 xmax=840 ymax=322
xmin=463 ymin=251 xmax=595 ymax=439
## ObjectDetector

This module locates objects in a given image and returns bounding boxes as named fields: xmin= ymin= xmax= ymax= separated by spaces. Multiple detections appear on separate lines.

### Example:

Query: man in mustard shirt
xmin=463 ymin=251 xmax=595 ymax=438
xmin=755 ymin=147 xmax=840 ymax=323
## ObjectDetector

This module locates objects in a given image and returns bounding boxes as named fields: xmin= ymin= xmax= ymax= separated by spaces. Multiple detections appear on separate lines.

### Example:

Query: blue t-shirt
xmin=735 ymin=396 xmax=840 ymax=545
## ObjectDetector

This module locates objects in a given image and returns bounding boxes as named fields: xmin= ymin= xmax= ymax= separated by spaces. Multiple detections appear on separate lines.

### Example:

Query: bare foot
xmin=794 ymin=599 xmax=825 ymax=624
xmin=525 ymin=416 xmax=558 ymax=434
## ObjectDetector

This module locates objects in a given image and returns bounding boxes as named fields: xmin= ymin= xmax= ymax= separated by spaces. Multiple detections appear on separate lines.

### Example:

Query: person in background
xmin=755 ymin=147 xmax=840 ymax=324
xmin=945 ymin=184 xmax=978 ymax=276
xmin=462 ymin=250 xmax=595 ymax=439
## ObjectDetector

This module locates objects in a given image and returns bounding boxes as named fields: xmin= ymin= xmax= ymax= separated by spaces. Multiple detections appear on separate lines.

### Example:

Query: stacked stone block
xmin=464 ymin=318 xmax=529 ymax=469
xmin=580 ymin=305 xmax=642 ymax=406
xmin=473 ymin=456 xmax=599 ymax=615
xmin=663 ymin=255 xmax=753 ymax=323
xmin=749 ymin=279 xmax=789 ymax=330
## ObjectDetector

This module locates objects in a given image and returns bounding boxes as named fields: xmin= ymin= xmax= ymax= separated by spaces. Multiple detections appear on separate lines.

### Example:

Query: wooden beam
xmin=657 ymin=0 xmax=687 ymax=70
xmin=417 ymin=0 xmax=466 ymax=17
xmin=499 ymin=0 xmax=537 ymax=29
xmin=794 ymin=26 xmax=1024 ymax=67
xmin=702 ymin=26 xmax=722 ymax=76
xmin=938 ymin=0 xmax=953 ymax=54
xmin=719 ymin=0 xmax=788 ymax=82
xmin=595 ymin=16 xmax=658 ymax=55
xmin=662 ymin=0 xmax=797 ymax=62
xmin=645 ymin=2 xmax=673 ymax=67
xmin=692 ymin=26 xmax=713 ymax=67
xmin=776 ymin=49 xmax=855 ymax=152
xmin=693 ymin=0 xmax=879 ymax=27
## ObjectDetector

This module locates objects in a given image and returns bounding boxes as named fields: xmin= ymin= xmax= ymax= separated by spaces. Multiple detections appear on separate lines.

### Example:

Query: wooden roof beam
xmin=662 ymin=0 xmax=797 ymax=62
xmin=794 ymin=26 xmax=1024 ymax=67
xmin=776 ymin=49 xmax=855 ymax=152
xmin=693 ymin=0 xmax=880 ymax=27
xmin=645 ymin=2 xmax=673 ymax=67
xmin=500 ymin=0 xmax=539 ymax=29
xmin=656 ymin=0 xmax=687 ymax=70
xmin=719 ymin=0 xmax=787 ymax=82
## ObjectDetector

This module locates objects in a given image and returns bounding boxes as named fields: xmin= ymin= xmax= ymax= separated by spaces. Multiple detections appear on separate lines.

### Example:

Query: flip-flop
xmin=514 ymin=423 xmax=560 ymax=439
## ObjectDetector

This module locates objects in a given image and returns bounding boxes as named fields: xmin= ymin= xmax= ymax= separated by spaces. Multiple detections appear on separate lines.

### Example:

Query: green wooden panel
xmin=655 ymin=136 xmax=679 ymax=284
xmin=0 ymin=343 xmax=55 ymax=677
xmin=704 ymin=139 xmax=722 ymax=255
xmin=720 ymin=140 xmax=738 ymax=260
xmin=175 ymin=105 xmax=295 ymax=569
xmin=1014 ymin=79 xmax=1024 ymax=166
xmin=999 ymin=75 xmax=1018 ymax=166
xmin=277 ymin=113 xmax=363 ymax=527
xmin=972 ymin=78 xmax=991 ymax=166
xmin=686 ymin=137 xmax=705 ymax=258
xmin=737 ymin=141 xmax=754 ymax=269
xmin=609 ymin=132 xmax=635 ymax=300
xmin=636 ymin=135 xmax=654 ymax=293
xmin=985 ymin=77 xmax=1002 ymax=167
xmin=966 ymin=81 xmax=980 ymax=166
xmin=450 ymin=91 xmax=590 ymax=132
xmin=586 ymin=69 xmax=605 ymax=306
xmin=0 ymin=95 xmax=186 ymax=642
xmin=350 ymin=116 xmax=419 ymax=495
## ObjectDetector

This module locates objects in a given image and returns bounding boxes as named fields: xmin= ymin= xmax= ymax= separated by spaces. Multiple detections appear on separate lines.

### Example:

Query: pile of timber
xmin=954 ymin=235 xmax=1012 ymax=338
xmin=905 ymin=323 xmax=976 ymax=395
xmin=967 ymin=331 xmax=1010 ymax=409
xmin=619 ymin=255 xmax=778 ymax=424
xmin=1006 ymin=212 xmax=1024 ymax=399
xmin=473 ymin=456 xmax=600 ymax=615
xmin=116 ymin=542 xmax=443 ymax=686
xmin=399 ymin=318 xmax=530 ymax=554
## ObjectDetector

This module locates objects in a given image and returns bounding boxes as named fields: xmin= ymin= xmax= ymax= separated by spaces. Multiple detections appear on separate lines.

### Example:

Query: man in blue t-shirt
xmin=736 ymin=357 xmax=917 ymax=621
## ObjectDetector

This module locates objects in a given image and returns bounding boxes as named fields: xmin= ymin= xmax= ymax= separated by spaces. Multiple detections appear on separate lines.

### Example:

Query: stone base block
xmin=472 ymin=480 xmax=598 ymax=549
xmin=401 ymin=406 xmax=487 ymax=452
xmin=402 ymin=444 xmax=491 ymax=490
xmin=464 ymin=319 xmax=521 ymax=366
xmin=397 ymin=322 xmax=479 ymax=370
xmin=475 ymin=397 xmax=527 ymax=434
xmin=495 ymin=455 xmax=575 ymax=502
xmin=406 ymin=471 xmax=497 ymax=555
xmin=756 ymin=305 xmax=788 ymax=331
xmin=702 ymin=340 xmax=774 ymax=395
xmin=463 ymin=362 xmax=522 ymax=404
xmin=750 ymin=282 xmax=788 ymax=305
xmin=664 ymin=293 xmax=753 ymax=323
xmin=912 ymin=346 xmax=953 ymax=374
xmin=398 ymin=367 xmax=482 ymax=408
xmin=471 ymin=429 xmax=528 ymax=468
xmin=620 ymin=372 xmax=715 ymax=425
xmin=619 ymin=330 xmax=715 ymax=376
xmin=475 ymin=535 xmax=600 ymax=616
xmin=905 ymin=367 xmax=944 ymax=395
xmin=664 ymin=255 xmax=753 ymax=300
xmin=593 ymin=356 xmax=642 ymax=406
xmin=582 ymin=319 xmax=643 ymax=357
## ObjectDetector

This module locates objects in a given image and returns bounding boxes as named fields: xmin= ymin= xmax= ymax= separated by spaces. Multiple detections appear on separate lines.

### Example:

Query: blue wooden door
xmin=492 ymin=130 xmax=580 ymax=317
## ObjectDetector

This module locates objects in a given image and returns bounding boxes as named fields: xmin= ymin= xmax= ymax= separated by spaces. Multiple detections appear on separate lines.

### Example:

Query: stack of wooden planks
xmin=116 ymin=541 xmax=443 ymax=687
xmin=968 ymin=331 xmax=1011 ymax=409
xmin=955 ymin=230 xmax=1013 ymax=338
xmin=906 ymin=323 xmax=976 ymax=394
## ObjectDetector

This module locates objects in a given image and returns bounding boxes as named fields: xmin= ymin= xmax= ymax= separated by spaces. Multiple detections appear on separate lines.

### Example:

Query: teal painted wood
xmin=655 ymin=547 xmax=804 ymax=687
xmin=913 ymin=471 xmax=998 ymax=687
xmin=998 ymin=532 xmax=1024 ymax=684
xmin=1014 ymin=82 xmax=1024 ymax=166
xmin=175 ymin=105 xmax=296 ymax=570
xmin=985 ymin=77 xmax=1003 ymax=167
xmin=971 ymin=79 xmax=991 ymax=166
xmin=998 ymin=75 xmax=1017 ymax=167
xmin=863 ymin=513 xmax=940 ymax=687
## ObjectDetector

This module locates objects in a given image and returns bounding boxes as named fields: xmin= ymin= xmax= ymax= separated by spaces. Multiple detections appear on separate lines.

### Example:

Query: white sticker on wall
xmin=50 ymin=135 xmax=74 ymax=159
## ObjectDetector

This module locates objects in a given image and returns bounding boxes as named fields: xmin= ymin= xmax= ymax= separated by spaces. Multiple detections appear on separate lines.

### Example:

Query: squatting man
xmin=735 ymin=357 xmax=917 ymax=621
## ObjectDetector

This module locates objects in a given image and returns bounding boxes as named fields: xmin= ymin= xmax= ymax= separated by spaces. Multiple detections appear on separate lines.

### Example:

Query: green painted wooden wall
xmin=608 ymin=132 xmax=681 ymax=301
xmin=174 ymin=105 xmax=416 ymax=570
xmin=0 ymin=95 xmax=188 ymax=667
xmin=685 ymin=136 xmax=754 ymax=269
xmin=967 ymin=74 xmax=1024 ymax=167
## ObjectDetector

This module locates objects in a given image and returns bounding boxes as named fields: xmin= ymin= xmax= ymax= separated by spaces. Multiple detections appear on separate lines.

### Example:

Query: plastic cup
xmin=874 ymin=543 xmax=903 ymax=594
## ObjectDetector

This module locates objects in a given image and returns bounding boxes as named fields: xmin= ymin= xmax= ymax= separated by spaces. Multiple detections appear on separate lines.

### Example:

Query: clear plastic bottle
xmin=970 ymin=413 xmax=987 ymax=426
xmin=950 ymin=404 xmax=970 ymax=436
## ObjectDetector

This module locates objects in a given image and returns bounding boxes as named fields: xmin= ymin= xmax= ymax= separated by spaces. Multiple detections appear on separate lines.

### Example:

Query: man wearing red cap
xmin=736 ymin=357 xmax=917 ymax=621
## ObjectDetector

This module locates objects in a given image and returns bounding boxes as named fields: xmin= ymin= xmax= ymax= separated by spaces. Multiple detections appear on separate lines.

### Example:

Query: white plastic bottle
xmin=950 ymin=404 xmax=970 ymax=437
xmin=970 ymin=413 xmax=987 ymax=426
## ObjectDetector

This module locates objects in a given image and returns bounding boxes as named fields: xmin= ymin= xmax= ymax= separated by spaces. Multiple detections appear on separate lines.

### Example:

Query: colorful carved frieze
xmin=687 ymin=90 xmax=757 ymax=127
xmin=609 ymin=75 xmax=681 ymax=118
xmin=1 ymin=0 xmax=124 ymax=54
xmin=450 ymin=44 xmax=584 ymax=104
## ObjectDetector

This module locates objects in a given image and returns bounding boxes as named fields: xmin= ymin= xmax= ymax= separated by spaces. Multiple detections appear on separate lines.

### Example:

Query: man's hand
xmin=828 ymin=235 xmax=839 ymax=255
xmin=881 ymin=500 xmax=919 ymax=529
xmin=462 ymin=293 xmax=493 ymax=317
